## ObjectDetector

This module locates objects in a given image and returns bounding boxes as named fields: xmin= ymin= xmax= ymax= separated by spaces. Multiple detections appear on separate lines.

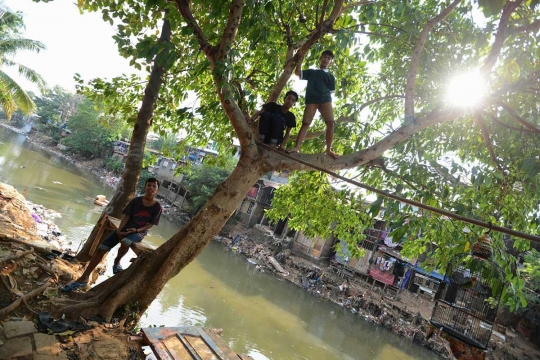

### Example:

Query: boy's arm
xmin=249 ymin=108 xmax=264 ymax=124
xmin=279 ymin=127 xmax=293 ymax=149
xmin=134 ymin=223 xmax=154 ymax=234
xmin=116 ymin=214 xmax=131 ymax=237
xmin=329 ymin=74 xmax=336 ymax=93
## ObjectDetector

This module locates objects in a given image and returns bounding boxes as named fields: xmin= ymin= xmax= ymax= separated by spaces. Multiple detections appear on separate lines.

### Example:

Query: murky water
xmin=0 ymin=126 xmax=440 ymax=360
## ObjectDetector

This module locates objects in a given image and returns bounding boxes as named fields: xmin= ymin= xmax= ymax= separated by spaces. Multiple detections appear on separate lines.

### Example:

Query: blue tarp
xmin=412 ymin=264 xmax=446 ymax=281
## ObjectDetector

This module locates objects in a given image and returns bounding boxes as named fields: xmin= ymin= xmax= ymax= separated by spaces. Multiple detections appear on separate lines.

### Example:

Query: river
xmin=0 ymin=125 xmax=440 ymax=360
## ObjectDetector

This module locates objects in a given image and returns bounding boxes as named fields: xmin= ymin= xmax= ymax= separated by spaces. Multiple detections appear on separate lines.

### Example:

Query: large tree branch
xmin=496 ymin=101 xmax=540 ymax=133
xmin=508 ymin=18 xmax=540 ymax=35
xmin=480 ymin=0 xmax=524 ymax=74
xmin=269 ymin=108 xmax=464 ymax=172
xmin=215 ymin=0 xmax=244 ymax=61
xmin=286 ymin=94 xmax=407 ymax=149
xmin=174 ymin=0 xmax=213 ymax=58
xmin=405 ymin=0 xmax=461 ymax=117
xmin=483 ymin=111 xmax=539 ymax=134
xmin=268 ymin=0 xmax=346 ymax=102
xmin=175 ymin=0 xmax=254 ymax=150
xmin=474 ymin=113 xmax=502 ymax=171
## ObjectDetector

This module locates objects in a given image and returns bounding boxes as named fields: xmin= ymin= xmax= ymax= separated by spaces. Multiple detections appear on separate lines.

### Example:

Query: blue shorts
xmin=99 ymin=231 xmax=143 ymax=251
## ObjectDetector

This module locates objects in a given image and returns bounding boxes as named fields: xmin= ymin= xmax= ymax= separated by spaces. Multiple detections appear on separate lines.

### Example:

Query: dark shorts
xmin=99 ymin=231 xmax=144 ymax=251
xmin=259 ymin=111 xmax=286 ymax=144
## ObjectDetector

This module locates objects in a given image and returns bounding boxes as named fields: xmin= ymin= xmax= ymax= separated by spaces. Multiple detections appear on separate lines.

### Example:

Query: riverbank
xmin=212 ymin=226 xmax=540 ymax=360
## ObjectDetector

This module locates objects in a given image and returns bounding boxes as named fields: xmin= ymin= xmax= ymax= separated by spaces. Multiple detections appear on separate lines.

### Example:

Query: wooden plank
xmin=107 ymin=216 xmax=121 ymax=229
xmin=267 ymin=256 xmax=286 ymax=273
xmin=142 ymin=327 xmax=254 ymax=360
xmin=162 ymin=335 xmax=193 ymax=359
xmin=184 ymin=335 xmax=218 ymax=360
xmin=202 ymin=329 xmax=238 ymax=360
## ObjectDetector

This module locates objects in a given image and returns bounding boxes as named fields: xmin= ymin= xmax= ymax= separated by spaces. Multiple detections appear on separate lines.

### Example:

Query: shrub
xmin=105 ymin=158 xmax=124 ymax=174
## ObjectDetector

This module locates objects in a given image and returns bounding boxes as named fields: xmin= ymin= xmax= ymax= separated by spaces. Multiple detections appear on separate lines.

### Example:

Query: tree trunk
xmin=76 ymin=20 xmax=172 ymax=262
xmin=60 ymin=155 xmax=268 ymax=321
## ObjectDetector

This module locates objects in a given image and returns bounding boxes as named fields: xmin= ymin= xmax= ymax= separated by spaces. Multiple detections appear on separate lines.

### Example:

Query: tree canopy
xmin=36 ymin=0 xmax=540 ymax=320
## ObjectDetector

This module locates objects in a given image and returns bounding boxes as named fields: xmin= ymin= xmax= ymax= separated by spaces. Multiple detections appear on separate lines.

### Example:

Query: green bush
xmin=137 ymin=169 xmax=154 ymax=192
xmin=105 ymin=158 xmax=124 ymax=174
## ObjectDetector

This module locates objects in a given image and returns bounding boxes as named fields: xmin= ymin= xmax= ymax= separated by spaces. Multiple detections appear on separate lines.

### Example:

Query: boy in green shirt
xmin=288 ymin=50 xmax=338 ymax=159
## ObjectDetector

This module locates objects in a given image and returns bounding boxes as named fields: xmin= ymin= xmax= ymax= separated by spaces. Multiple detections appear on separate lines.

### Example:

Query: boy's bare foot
xmin=286 ymin=148 xmax=300 ymax=154
xmin=326 ymin=149 xmax=339 ymax=159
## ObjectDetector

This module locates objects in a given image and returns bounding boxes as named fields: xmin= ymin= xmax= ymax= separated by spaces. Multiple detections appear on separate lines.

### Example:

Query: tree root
xmin=0 ymin=278 xmax=52 ymax=317
xmin=0 ymin=248 xmax=34 ymax=264
xmin=34 ymin=259 xmax=59 ymax=282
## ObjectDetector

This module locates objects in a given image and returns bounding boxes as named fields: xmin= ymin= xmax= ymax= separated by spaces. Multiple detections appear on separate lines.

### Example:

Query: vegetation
xmin=36 ymin=0 xmax=540 ymax=322
xmin=33 ymin=86 xmax=84 ymax=125
xmin=104 ymin=157 xmax=124 ymax=174
xmin=182 ymin=163 xmax=233 ymax=215
xmin=61 ymin=99 xmax=124 ymax=158
xmin=0 ymin=10 xmax=46 ymax=119
xmin=522 ymin=250 xmax=540 ymax=306
xmin=136 ymin=169 xmax=154 ymax=192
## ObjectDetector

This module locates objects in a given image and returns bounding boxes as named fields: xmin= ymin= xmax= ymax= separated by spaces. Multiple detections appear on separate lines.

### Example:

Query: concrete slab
xmin=2 ymin=321 xmax=36 ymax=338
xmin=34 ymin=333 xmax=62 ymax=355
xmin=0 ymin=336 xmax=33 ymax=358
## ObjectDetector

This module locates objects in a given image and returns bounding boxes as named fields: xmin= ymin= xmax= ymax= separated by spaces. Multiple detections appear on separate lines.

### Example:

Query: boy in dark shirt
xmin=61 ymin=178 xmax=163 ymax=292
xmin=288 ymin=50 xmax=338 ymax=159
xmin=250 ymin=90 xmax=298 ymax=149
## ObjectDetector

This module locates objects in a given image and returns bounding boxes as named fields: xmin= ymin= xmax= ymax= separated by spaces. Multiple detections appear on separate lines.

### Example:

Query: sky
xmin=3 ymin=0 xmax=136 ymax=93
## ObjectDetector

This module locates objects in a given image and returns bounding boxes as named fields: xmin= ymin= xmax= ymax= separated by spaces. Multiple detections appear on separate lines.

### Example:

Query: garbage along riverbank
xmin=213 ymin=225 xmax=540 ymax=360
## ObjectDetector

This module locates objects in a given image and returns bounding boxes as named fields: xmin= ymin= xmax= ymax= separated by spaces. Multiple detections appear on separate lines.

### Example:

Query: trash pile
xmin=26 ymin=201 xmax=76 ymax=259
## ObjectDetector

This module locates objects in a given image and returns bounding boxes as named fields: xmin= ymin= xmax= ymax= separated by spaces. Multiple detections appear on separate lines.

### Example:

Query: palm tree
xmin=0 ymin=9 xmax=46 ymax=119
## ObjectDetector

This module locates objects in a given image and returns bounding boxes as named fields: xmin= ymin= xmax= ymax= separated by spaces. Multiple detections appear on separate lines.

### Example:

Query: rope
xmin=256 ymin=142 xmax=540 ymax=244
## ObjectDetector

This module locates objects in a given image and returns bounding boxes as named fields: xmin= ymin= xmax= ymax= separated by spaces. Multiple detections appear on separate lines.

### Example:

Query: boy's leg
xmin=258 ymin=112 xmax=271 ymax=143
xmin=319 ymin=102 xmax=338 ymax=159
xmin=74 ymin=230 xmax=121 ymax=283
xmin=288 ymin=104 xmax=317 ymax=153
xmin=114 ymin=233 xmax=143 ymax=269
xmin=113 ymin=242 xmax=130 ymax=267
xmin=75 ymin=248 xmax=108 ymax=284
xmin=269 ymin=113 xmax=285 ymax=147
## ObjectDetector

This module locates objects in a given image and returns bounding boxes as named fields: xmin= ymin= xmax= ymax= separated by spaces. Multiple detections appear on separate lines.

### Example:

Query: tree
xmin=50 ymin=0 xmax=540 ymax=321
xmin=61 ymin=98 xmax=125 ymax=158
xmin=0 ymin=10 xmax=46 ymax=119
xmin=33 ymin=86 xmax=84 ymax=125
xmin=182 ymin=162 xmax=234 ymax=215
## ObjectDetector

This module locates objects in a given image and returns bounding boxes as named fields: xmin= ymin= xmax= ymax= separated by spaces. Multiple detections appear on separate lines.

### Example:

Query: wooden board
xmin=267 ymin=256 xmax=286 ymax=273
xmin=142 ymin=326 xmax=253 ymax=360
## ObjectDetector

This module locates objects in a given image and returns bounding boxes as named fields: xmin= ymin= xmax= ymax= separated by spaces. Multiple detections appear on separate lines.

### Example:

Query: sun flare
xmin=446 ymin=72 xmax=486 ymax=108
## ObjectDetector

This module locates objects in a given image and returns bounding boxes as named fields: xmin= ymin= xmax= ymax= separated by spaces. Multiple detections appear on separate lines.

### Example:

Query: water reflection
xmin=0 ymin=126 xmax=439 ymax=360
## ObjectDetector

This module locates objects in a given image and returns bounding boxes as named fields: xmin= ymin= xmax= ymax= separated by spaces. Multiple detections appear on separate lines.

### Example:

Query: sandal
xmin=45 ymin=250 xmax=62 ymax=260
xmin=112 ymin=265 xmax=123 ymax=274
xmin=60 ymin=282 xmax=87 ymax=292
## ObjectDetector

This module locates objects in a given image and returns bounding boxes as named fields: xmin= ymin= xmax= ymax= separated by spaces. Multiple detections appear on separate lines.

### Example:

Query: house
xmin=235 ymin=170 xmax=289 ymax=228
xmin=148 ymin=146 xmax=221 ymax=208
xmin=111 ymin=140 xmax=161 ymax=162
